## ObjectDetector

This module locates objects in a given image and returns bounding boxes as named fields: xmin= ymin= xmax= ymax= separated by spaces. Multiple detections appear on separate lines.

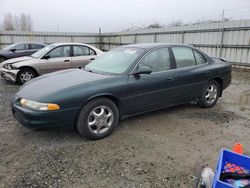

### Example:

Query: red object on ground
xmin=232 ymin=142 xmax=243 ymax=154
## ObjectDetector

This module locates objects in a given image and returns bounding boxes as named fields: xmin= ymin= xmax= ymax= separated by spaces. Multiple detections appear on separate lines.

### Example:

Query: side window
xmin=47 ymin=46 xmax=70 ymax=58
xmin=30 ymin=44 xmax=44 ymax=50
xmin=193 ymin=50 xmax=207 ymax=65
xmin=73 ymin=46 xmax=96 ymax=56
xmin=139 ymin=48 xmax=171 ymax=72
xmin=172 ymin=47 xmax=196 ymax=68
xmin=13 ymin=43 xmax=28 ymax=51
xmin=89 ymin=48 xmax=96 ymax=55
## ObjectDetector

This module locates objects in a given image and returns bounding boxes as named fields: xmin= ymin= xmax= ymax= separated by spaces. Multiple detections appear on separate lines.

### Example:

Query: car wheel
xmin=76 ymin=98 xmax=119 ymax=140
xmin=0 ymin=56 xmax=6 ymax=63
xmin=17 ymin=68 xmax=36 ymax=84
xmin=198 ymin=80 xmax=220 ymax=108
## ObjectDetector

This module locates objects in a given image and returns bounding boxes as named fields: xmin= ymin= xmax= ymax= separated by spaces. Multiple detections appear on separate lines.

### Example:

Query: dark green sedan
xmin=11 ymin=43 xmax=231 ymax=140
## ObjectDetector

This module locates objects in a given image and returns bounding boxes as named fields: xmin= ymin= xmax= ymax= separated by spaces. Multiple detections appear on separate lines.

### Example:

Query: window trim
xmin=29 ymin=43 xmax=45 ymax=50
xmin=192 ymin=49 xmax=208 ymax=65
xmin=129 ymin=47 xmax=175 ymax=75
xmin=72 ymin=45 xmax=97 ymax=57
xmin=13 ymin=43 xmax=28 ymax=51
xmin=171 ymin=46 xmax=209 ymax=70
xmin=42 ymin=45 xmax=71 ymax=59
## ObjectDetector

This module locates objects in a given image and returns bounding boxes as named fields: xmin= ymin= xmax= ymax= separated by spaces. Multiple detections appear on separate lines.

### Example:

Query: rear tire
xmin=17 ymin=68 xmax=37 ymax=85
xmin=76 ymin=98 xmax=119 ymax=140
xmin=198 ymin=80 xmax=220 ymax=108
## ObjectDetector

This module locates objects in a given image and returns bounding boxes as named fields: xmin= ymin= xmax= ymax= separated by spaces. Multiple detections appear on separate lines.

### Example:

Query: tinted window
xmin=30 ymin=44 xmax=44 ymax=50
xmin=172 ymin=47 xmax=196 ymax=68
xmin=13 ymin=43 xmax=28 ymax=51
xmin=47 ymin=46 xmax=70 ymax=58
xmin=139 ymin=48 xmax=171 ymax=72
xmin=193 ymin=50 xmax=207 ymax=65
xmin=73 ymin=46 xmax=96 ymax=56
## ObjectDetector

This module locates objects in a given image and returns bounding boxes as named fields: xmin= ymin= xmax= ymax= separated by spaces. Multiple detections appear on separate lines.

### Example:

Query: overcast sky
xmin=1 ymin=0 xmax=250 ymax=33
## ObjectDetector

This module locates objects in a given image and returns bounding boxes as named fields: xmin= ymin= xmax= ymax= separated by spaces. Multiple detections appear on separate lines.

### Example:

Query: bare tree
xmin=3 ymin=13 xmax=14 ymax=30
xmin=20 ymin=13 xmax=28 ymax=31
xmin=13 ymin=15 xmax=20 ymax=31
xmin=2 ymin=13 xmax=33 ymax=31
xmin=26 ymin=14 xmax=33 ymax=31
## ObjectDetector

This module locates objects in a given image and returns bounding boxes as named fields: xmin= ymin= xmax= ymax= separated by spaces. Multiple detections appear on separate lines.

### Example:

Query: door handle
xmin=64 ymin=60 xmax=70 ymax=62
xmin=90 ymin=58 xmax=95 ymax=60
xmin=165 ymin=77 xmax=174 ymax=81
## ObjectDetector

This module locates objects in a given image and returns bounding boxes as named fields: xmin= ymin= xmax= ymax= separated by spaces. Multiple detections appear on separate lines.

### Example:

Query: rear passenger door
xmin=171 ymin=46 xmax=209 ymax=102
xmin=71 ymin=45 xmax=97 ymax=68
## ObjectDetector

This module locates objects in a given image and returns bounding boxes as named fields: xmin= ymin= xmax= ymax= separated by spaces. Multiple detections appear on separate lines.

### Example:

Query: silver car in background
xmin=0 ymin=43 xmax=103 ymax=84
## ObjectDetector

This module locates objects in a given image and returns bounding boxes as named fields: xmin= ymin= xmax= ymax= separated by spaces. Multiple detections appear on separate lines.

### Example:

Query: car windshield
xmin=3 ymin=43 xmax=17 ymax=51
xmin=85 ymin=48 xmax=145 ymax=74
xmin=31 ymin=44 xmax=56 ymax=59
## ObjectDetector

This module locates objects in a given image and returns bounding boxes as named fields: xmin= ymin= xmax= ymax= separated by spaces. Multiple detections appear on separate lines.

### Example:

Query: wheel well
xmin=212 ymin=77 xmax=223 ymax=97
xmin=74 ymin=95 xmax=123 ymax=130
xmin=89 ymin=95 xmax=123 ymax=115
xmin=19 ymin=66 xmax=39 ymax=77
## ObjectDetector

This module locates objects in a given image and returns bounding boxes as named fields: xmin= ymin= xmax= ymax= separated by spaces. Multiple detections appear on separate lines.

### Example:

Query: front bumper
xmin=0 ymin=68 xmax=19 ymax=82
xmin=11 ymin=98 xmax=80 ymax=130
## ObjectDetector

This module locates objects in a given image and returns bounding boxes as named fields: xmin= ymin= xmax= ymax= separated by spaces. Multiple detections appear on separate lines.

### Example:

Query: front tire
xmin=76 ymin=98 xmax=119 ymax=140
xmin=17 ymin=68 xmax=37 ymax=84
xmin=198 ymin=80 xmax=220 ymax=108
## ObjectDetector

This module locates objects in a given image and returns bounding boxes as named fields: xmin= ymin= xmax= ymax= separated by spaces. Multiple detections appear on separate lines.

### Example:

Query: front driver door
xmin=39 ymin=45 xmax=72 ymax=74
xmin=123 ymin=47 xmax=176 ymax=114
xmin=10 ymin=43 xmax=29 ymax=58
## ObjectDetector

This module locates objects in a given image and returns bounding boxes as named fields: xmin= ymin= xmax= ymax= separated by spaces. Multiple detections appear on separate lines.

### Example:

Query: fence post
xmin=99 ymin=27 xmax=102 ymax=50
xmin=154 ymin=33 xmax=157 ymax=42
xmin=181 ymin=31 xmax=185 ymax=43
xmin=219 ymin=28 xmax=225 ymax=57
xmin=134 ymin=34 xmax=137 ymax=44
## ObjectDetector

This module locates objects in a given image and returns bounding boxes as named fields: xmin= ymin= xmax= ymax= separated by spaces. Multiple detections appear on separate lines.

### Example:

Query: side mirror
xmin=42 ymin=55 xmax=50 ymax=59
xmin=132 ymin=65 xmax=152 ymax=75
xmin=10 ymin=49 xmax=16 ymax=52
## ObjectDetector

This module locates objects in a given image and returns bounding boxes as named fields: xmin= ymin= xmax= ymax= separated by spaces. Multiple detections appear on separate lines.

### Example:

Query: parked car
xmin=0 ymin=43 xmax=103 ymax=84
xmin=11 ymin=43 xmax=231 ymax=140
xmin=0 ymin=42 xmax=46 ymax=63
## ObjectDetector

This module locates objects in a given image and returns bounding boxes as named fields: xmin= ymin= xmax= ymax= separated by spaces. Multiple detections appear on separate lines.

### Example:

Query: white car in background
xmin=0 ymin=43 xmax=103 ymax=84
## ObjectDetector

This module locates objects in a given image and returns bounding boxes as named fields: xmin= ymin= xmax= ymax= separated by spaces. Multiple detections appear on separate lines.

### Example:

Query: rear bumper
xmin=0 ymin=68 xmax=19 ymax=82
xmin=11 ymin=99 xmax=80 ymax=130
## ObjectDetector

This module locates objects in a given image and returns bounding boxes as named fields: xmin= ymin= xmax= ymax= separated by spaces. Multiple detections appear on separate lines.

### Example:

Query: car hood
xmin=1 ymin=56 xmax=33 ymax=66
xmin=0 ymin=50 xmax=11 ymax=56
xmin=16 ymin=69 xmax=113 ymax=101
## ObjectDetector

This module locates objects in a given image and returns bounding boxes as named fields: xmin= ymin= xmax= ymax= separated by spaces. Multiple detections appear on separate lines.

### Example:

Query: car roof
xmin=120 ymin=43 xmax=194 ymax=50
xmin=52 ymin=42 xmax=91 ymax=46
xmin=13 ymin=42 xmax=46 ymax=46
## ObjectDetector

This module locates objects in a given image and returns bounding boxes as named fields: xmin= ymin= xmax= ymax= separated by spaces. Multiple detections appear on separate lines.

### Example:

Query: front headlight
xmin=20 ymin=98 xmax=60 ymax=111
xmin=3 ymin=64 xmax=15 ymax=70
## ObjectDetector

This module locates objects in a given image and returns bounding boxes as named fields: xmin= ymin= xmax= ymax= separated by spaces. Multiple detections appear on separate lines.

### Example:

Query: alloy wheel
xmin=87 ymin=105 xmax=114 ymax=135
xmin=205 ymin=83 xmax=218 ymax=104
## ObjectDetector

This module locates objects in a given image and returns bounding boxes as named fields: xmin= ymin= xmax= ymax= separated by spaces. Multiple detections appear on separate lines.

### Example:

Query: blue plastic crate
xmin=213 ymin=149 xmax=250 ymax=188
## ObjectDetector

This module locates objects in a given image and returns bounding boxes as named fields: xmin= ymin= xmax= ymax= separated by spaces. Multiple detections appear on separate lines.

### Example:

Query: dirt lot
xmin=0 ymin=68 xmax=250 ymax=188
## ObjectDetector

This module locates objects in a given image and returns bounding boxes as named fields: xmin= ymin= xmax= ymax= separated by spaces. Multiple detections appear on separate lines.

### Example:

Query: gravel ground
xmin=0 ymin=68 xmax=250 ymax=188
